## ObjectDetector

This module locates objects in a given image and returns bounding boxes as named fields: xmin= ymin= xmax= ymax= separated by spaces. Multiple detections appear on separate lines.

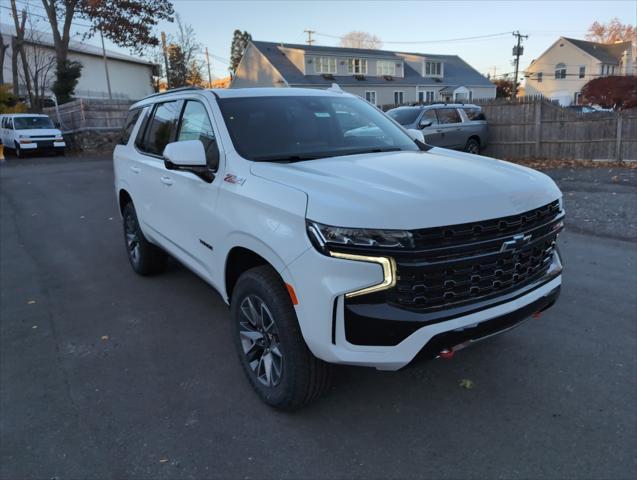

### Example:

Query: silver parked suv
xmin=387 ymin=104 xmax=487 ymax=153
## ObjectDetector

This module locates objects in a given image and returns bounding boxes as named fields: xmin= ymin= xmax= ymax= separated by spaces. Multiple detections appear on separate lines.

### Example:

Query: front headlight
xmin=307 ymin=220 xmax=414 ymax=253
xmin=306 ymin=221 xmax=404 ymax=298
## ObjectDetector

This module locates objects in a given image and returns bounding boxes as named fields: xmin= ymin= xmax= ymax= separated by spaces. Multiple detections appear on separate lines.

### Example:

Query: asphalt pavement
xmin=1 ymin=154 xmax=636 ymax=479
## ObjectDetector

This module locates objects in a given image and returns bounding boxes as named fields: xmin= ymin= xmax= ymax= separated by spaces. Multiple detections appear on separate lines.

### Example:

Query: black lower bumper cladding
xmin=343 ymin=264 xmax=561 ymax=347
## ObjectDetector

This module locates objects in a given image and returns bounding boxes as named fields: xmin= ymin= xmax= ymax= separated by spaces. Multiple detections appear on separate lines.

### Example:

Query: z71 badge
xmin=223 ymin=174 xmax=246 ymax=185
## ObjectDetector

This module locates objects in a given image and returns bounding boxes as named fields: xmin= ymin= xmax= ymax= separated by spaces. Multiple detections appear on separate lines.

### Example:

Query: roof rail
xmin=143 ymin=86 xmax=204 ymax=100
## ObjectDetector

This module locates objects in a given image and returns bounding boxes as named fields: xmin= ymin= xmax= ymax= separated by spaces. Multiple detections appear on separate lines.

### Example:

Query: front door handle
xmin=160 ymin=176 xmax=174 ymax=186
xmin=130 ymin=166 xmax=140 ymax=174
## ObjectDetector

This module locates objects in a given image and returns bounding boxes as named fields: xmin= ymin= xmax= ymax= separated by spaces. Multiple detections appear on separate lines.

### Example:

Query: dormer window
xmin=376 ymin=60 xmax=396 ymax=76
xmin=314 ymin=57 xmax=337 ymax=74
xmin=348 ymin=58 xmax=368 ymax=74
xmin=425 ymin=60 xmax=442 ymax=77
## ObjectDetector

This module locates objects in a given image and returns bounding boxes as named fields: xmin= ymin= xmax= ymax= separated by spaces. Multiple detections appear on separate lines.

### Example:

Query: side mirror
xmin=406 ymin=128 xmax=425 ymax=143
xmin=419 ymin=119 xmax=433 ymax=129
xmin=163 ymin=140 xmax=207 ymax=167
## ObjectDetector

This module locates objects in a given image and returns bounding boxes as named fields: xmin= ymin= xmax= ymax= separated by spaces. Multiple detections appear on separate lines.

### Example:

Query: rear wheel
xmin=122 ymin=202 xmax=167 ymax=275
xmin=231 ymin=265 xmax=331 ymax=410
xmin=464 ymin=138 xmax=480 ymax=154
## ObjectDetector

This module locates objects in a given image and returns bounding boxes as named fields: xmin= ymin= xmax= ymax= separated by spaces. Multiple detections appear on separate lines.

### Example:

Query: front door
xmin=420 ymin=109 xmax=443 ymax=146
xmin=159 ymin=99 xmax=223 ymax=280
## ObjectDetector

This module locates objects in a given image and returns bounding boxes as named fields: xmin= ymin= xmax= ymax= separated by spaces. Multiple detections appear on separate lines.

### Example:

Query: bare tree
xmin=40 ymin=0 xmax=174 ymax=102
xmin=586 ymin=18 xmax=636 ymax=44
xmin=20 ymin=18 xmax=57 ymax=110
xmin=0 ymin=28 xmax=7 ymax=84
xmin=339 ymin=31 xmax=382 ymax=50
xmin=166 ymin=14 xmax=203 ymax=87
xmin=9 ymin=0 xmax=35 ymax=105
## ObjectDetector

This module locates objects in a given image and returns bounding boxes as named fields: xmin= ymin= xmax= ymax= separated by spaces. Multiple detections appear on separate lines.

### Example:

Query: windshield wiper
xmin=336 ymin=147 xmax=402 ymax=157
xmin=255 ymin=154 xmax=322 ymax=163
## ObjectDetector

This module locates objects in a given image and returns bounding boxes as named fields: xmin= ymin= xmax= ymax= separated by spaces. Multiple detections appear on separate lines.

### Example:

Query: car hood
xmin=18 ymin=129 xmax=61 ymax=137
xmin=250 ymin=148 xmax=561 ymax=230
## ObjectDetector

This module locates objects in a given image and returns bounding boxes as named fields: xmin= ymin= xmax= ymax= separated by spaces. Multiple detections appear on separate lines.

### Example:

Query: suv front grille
xmin=388 ymin=200 xmax=563 ymax=311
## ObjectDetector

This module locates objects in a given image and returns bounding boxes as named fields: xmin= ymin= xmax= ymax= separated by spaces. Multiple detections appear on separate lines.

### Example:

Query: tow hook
xmin=439 ymin=348 xmax=455 ymax=359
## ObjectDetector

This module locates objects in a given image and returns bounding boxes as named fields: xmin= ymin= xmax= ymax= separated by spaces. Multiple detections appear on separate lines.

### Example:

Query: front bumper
xmin=283 ymin=245 xmax=562 ymax=371
xmin=19 ymin=141 xmax=65 ymax=150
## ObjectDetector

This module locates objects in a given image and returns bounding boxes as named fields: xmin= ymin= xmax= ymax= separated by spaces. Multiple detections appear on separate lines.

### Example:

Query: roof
xmin=563 ymin=37 xmax=632 ymax=65
xmin=0 ymin=113 xmax=50 ymax=117
xmin=133 ymin=86 xmax=349 ymax=107
xmin=250 ymin=41 xmax=494 ymax=87
xmin=0 ymin=23 xmax=156 ymax=66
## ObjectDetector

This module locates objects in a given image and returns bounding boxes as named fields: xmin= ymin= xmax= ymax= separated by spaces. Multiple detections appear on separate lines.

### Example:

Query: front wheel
xmin=122 ymin=202 xmax=167 ymax=275
xmin=231 ymin=265 xmax=331 ymax=410
xmin=14 ymin=143 xmax=22 ymax=158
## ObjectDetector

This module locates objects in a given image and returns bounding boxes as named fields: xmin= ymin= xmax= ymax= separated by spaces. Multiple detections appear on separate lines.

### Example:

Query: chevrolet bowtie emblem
xmin=500 ymin=233 xmax=532 ymax=252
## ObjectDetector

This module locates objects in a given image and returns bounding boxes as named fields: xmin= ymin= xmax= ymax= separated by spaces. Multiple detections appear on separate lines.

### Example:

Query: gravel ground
xmin=544 ymin=167 xmax=637 ymax=242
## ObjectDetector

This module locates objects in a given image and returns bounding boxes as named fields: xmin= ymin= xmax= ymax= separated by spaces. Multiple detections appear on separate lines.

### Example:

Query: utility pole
xmin=205 ymin=47 xmax=212 ymax=88
xmin=304 ymin=29 xmax=316 ymax=46
xmin=512 ymin=31 xmax=528 ymax=98
xmin=100 ymin=29 xmax=113 ymax=99
xmin=161 ymin=31 xmax=170 ymax=90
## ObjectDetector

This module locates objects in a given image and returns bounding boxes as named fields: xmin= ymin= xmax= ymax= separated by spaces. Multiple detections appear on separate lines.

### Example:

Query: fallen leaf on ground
xmin=100 ymin=335 xmax=109 ymax=341
xmin=27 ymin=300 xmax=36 ymax=305
xmin=159 ymin=458 xmax=169 ymax=464
xmin=32 ymin=325 xmax=38 ymax=329
xmin=459 ymin=379 xmax=474 ymax=389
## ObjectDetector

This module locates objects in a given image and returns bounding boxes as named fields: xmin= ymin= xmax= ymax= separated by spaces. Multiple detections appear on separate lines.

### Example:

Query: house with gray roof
xmin=230 ymin=41 xmax=495 ymax=106
xmin=524 ymin=36 xmax=634 ymax=106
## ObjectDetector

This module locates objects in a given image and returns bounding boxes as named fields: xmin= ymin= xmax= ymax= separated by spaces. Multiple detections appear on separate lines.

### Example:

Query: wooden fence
xmin=473 ymin=97 xmax=635 ymax=161
xmin=43 ymin=98 xmax=134 ymax=134
xmin=42 ymin=96 xmax=636 ymax=161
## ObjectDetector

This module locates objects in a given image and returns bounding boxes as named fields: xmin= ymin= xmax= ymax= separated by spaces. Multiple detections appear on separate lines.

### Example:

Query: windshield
xmin=218 ymin=95 xmax=419 ymax=161
xmin=13 ymin=116 xmax=54 ymax=130
xmin=387 ymin=108 xmax=421 ymax=126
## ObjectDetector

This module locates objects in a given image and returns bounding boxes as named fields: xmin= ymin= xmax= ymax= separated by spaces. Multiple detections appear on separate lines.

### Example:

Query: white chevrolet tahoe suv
xmin=114 ymin=86 xmax=564 ymax=410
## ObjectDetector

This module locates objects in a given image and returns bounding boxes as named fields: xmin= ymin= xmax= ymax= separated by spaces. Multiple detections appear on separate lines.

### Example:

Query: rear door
xmin=434 ymin=107 xmax=464 ymax=148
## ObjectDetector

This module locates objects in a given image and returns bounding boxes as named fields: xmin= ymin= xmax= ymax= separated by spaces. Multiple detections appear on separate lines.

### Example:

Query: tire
xmin=14 ymin=143 xmax=22 ymax=158
xmin=231 ymin=265 xmax=331 ymax=410
xmin=464 ymin=138 xmax=480 ymax=154
xmin=122 ymin=202 xmax=167 ymax=276
xmin=56 ymin=149 xmax=65 ymax=156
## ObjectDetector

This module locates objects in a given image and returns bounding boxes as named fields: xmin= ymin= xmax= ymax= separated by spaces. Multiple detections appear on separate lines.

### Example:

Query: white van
xmin=0 ymin=113 xmax=65 ymax=157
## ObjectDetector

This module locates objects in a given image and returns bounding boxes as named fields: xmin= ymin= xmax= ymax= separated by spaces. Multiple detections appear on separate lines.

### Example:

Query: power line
xmin=314 ymin=31 xmax=512 ymax=45
xmin=0 ymin=4 xmax=93 ymax=29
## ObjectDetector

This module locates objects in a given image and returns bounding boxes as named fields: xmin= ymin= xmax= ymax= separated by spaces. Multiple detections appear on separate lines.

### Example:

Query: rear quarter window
xmin=463 ymin=108 xmax=486 ymax=121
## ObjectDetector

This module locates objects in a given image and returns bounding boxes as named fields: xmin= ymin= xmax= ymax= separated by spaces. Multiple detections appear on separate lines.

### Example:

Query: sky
xmin=3 ymin=0 xmax=636 ymax=81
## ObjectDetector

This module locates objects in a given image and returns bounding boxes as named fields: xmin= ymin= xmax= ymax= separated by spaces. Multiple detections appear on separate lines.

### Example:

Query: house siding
xmin=231 ymin=44 xmax=287 ymax=88
xmin=524 ymin=37 xmax=634 ymax=106
xmin=1 ymin=31 xmax=155 ymax=101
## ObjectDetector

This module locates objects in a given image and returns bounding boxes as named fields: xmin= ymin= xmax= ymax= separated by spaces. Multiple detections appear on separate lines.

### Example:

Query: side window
xmin=120 ymin=108 xmax=142 ymax=145
xmin=139 ymin=101 xmax=182 ymax=155
xmin=422 ymin=109 xmax=438 ymax=125
xmin=463 ymin=108 xmax=486 ymax=121
xmin=177 ymin=101 xmax=220 ymax=171
xmin=437 ymin=108 xmax=462 ymax=124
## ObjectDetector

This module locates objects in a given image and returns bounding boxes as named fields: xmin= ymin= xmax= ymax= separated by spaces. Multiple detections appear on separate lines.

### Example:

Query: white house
xmin=231 ymin=41 xmax=496 ymax=105
xmin=1 ymin=23 xmax=157 ymax=101
xmin=524 ymin=36 xmax=634 ymax=106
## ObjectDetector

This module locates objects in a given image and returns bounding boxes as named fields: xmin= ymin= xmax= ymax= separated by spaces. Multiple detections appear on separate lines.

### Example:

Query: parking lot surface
xmin=1 ymin=154 xmax=636 ymax=479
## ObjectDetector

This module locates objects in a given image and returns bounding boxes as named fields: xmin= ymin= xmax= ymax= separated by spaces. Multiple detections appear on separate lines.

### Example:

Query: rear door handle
xmin=130 ymin=166 xmax=140 ymax=174
xmin=160 ymin=176 xmax=174 ymax=186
